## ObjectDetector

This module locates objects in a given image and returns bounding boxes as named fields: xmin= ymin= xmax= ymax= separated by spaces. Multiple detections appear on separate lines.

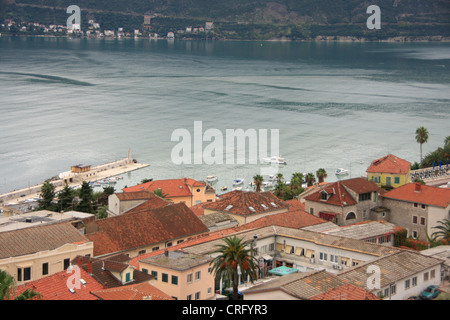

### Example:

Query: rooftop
xmin=140 ymin=249 xmax=212 ymax=271
xmin=122 ymin=178 xmax=205 ymax=197
xmin=202 ymin=190 xmax=290 ymax=216
xmin=91 ymin=281 xmax=173 ymax=300
xmin=382 ymin=182 xmax=450 ymax=208
xmin=366 ymin=154 xmax=411 ymax=175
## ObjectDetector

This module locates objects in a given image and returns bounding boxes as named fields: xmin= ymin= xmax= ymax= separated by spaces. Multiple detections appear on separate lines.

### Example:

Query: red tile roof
xmin=382 ymin=182 xmax=450 ymax=208
xmin=86 ymin=203 xmax=209 ymax=256
xmin=304 ymin=181 xmax=357 ymax=207
xmin=202 ymin=190 xmax=290 ymax=216
xmin=340 ymin=177 xmax=380 ymax=194
xmin=91 ymin=281 xmax=173 ymax=300
xmin=14 ymin=268 xmax=104 ymax=300
xmin=114 ymin=190 xmax=167 ymax=202
xmin=366 ymin=154 xmax=411 ymax=175
xmin=122 ymin=178 xmax=205 ymax=198
xmin=309 ymin=283 xmax=380 ymax=300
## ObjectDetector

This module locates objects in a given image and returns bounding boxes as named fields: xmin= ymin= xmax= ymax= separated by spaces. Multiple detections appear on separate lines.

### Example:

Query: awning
xmin=268 ymin=266 xmax=298 ymax=276
xmin=295 ymin=248 xmax=304 ymax=256
xmin=261 ymin=254 xmax=273 ymax=261
xmin=276 ymin=243 xmax=284 ymax=251
xmin=284 ymin=245 xmax=293 ymax=254
xmin=319 ymin=212 xmax=338 ymax=221
xmin=305 ymin=249 xmax=315 ymax=258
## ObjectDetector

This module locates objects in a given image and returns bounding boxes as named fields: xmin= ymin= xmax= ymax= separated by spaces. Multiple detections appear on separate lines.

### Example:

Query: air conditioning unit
xmin=309 ymin=258 xmax=315 ymax=263
xmin=337 ymin=265 xmax=343 ymax=270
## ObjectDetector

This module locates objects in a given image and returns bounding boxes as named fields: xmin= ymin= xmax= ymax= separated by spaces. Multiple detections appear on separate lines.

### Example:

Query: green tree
xmin=0 ymin=270 xmax=40 ymax=300
xmin=57 ymin=183 xmax=75 ymax=212
xmin=96 ymin=205 xmax=108 ymax=219
xmin=431 ymin=219 xmax=450 ymax=243
xmin=316 ymin=168 xmax=328 ymax=183
xmin=76 ymin=181 xmax=94 ymax=213
xmin=253 ymin=174 xmax=264 ymax=192
xmin=305 ymin=173 xmax=316 ymax=187
xmin=141 ymin=178 xmax=153 ymax=183
xmin=415 ymin=126 xmax=429 ymax=165
xmin=37 ymin=181 xmax=56 ymax=211
xmin=209 ymin=236 xmax=259 ymax=300
xmin=153 ymin=188 xmax=168 ymax=198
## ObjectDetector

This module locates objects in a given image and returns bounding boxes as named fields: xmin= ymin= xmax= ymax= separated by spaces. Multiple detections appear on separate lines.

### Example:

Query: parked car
xmin=420 ymin=285 xmax=441 ymax=300
xmin=407 ymin=296 xmax=421 ymax=300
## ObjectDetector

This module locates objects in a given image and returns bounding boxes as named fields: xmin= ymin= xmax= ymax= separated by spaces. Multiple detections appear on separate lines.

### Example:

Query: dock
xmin=0 ymin=152 xmax=149 ymax=206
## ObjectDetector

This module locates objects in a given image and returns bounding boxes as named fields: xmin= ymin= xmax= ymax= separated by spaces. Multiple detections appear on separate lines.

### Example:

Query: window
xmin=390 ymin=285 xmax=397 ymax=296
xmin=424 ymin=272 xmax=429 ymax=281
xmin=42 ymin=263 xmax=49 ymax=276
xmin=373 ymin=192 xmax=377 ymax=202
xmin=384 ymin=288 xmax=389 ymax=297
xmin=142 ymin=268 xmax=148 ymax=274
xmin=330 ymin=255 xmax=339 ymax=263
xmin=269 ymin=243 xmax=275 ymax=252
xmin=195 ymin=271 xmax=201 ymax=281
xmin=172 ymin=275 xmax=178 ymax=285
xmin=405 ymin=279 xmax=410 ymax=290
xmin=18 ymin=267 xmax=31 ymax=282
xmin=195 ymin=292 xmax=201 ymax=300
xmin=125 ymin=272 xmax=131 ymax=283
xmin=414 ymin=203 xmax=418 ymax=208
xmin=412 ymin=277 xmax=417 ymax=287
xmin=319 ymin=252 xmax=328 ymax=261
xmin=208 ymin=287 xmax=212 ymax=294
xmin=63 ymin=258 xmax=70 ymax=270
xmin=162 ymin=273 xmax=169 ymax=283
xmin=321 ymin=192 xmax=328 ymax=201
xmin=151 ymin=271 xmax=158 ymax=280
xmin=412 ymin=231 xmax=418 ymax=239
xmin=138 ymin=250 xmax=146 ymax=255
xmin=310 ymin=208 xmax=314 ymax=215
xmin=431 ymin=269 xmax=436 ymax=279
xmin=187 ymin=294 xmax=192 ymax=300
xmin=345 ymin=212 xmax=356 ymax=220
xmin=412 ymin=216 xmax=418 ymax=224
xmin=187 ymin=273 xmax=193 ymax=283
xmin=386 ymin=176 xmax=392 ymax=186
xmin=358 ymin=192 xmax=371 ymax=201
xmin=152 ymin=246 xmax=159 ymax=251
xmin=420 ymin=217 xmax=426 ymax=225
xmin=394 ymin=177 xmax=400 ymax=184
xmin=421 ymin=204 xmax=426 ymax=209
xmin=167 ymin=242 xmax=172 ymax=247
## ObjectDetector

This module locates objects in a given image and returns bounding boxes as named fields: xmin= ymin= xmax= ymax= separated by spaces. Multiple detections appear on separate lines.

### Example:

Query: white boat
xmin=262 ymin=156 xmax=287 ymax=165
xmin=262 ymin=181 xmax=273 ymax=189
xmin=335 ymin=168 xmax=349 ymax=175
xmin=220 ymin=186 xmax=228 ymax=191
xmin=233 ymin=178 xmax=244 ymax=186
xmin=206 ymin=175 xmax=218 ymax=183
xmin=232 ymin=187 xmax=242 ymax=191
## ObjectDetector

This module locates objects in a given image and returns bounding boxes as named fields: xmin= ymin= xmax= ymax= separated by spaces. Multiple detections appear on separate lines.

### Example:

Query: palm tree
xmin=0 ymin=270 xmax=40 ymax=300
xmin=316 ymin=168 xmax=328 ymax=183
xmin=290 ymin=172 xmax=304 ymax=190
xmin=305 ymin=173 xmax=316 ymax=187
xmin=445 ymin=136 xmax=450 ymax=148
xmin=153 ymin=188 xmax=168 ymax=198
xmin=431 ymin=219 xmax=450 ymax=242
xmin=415 ymin=126 xmax=429 ymax=165
xmin=275 ymin=173 xmax=284 ymax=185
xmin=210 ymin=236 xmax=259 ymax=300
xmin=253 ymin=174 xmax=264 ymax=192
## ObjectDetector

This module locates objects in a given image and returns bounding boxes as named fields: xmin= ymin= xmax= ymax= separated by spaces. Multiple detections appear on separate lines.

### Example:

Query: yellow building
xmin=366 ymin=154 xmax=411 ymax=190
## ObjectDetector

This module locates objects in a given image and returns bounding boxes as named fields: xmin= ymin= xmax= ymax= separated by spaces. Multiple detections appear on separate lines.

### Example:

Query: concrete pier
xmin=0 ymin=157 xmax=149 ymax=205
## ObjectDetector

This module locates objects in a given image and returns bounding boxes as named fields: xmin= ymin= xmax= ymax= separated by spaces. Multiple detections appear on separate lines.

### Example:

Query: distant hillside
xmin=2 ymin=0 xmax=450 ymax=40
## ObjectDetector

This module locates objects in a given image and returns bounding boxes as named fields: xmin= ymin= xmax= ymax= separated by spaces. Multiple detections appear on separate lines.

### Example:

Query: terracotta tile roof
xmin=340 ymin=177 xmax=380 ymax=194
xmin=285 ymin=199 xmax=306 ymax=211
xmin=202 ymin=191 xmax=290 ymax=216
xmin=304 ymin=181 xmax=357 ymax=207
xmin=366 ymin=154 xmax=411 ymax=174
xmin=309 ymin=283 xmax=380 ymax=300
xmin=91 ymin=281 xmax=173 ymax=300
xmin=114 ymin=190 xmax=169 ymax=204
xmin=71 ymin=255 xmax=154 ymax=288
xmin=122 ymin=178 xmax=205 ymax=198
xmin=231 ymin=209 xmax=328 ymax=231
xmin=382 ymin=182 xmax=450 ymax=208
xmin=122 ymin=196 xmax=170 ymax=214
xmin=86 ymin=203 xmax=209 ymax=256
xmin=0 ymin=222 xmax=90 ymax=259
xmin=14 ymin=268 xmax=104 ymax=300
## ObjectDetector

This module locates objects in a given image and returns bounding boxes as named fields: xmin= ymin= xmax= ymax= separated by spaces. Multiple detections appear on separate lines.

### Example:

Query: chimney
xmin=87 ymin=260 xmax=93 ymax=274
xmin=164 ymin=249 xmax=169 ymax=257
xmin=415 ymin=182 xmax=422 ymax=193
xmin=77 ymin=257 xmax=83 ymax=267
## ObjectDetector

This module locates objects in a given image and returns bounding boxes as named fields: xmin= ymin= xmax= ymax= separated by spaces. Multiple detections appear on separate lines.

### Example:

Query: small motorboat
xmin=262 ymin=155 xmax=287 ymax=165
xmin=335 ymin=168 xmax=349 ymax=175
xmin=233 ymin=178 xmax=244 ymax=186
xmin=220 ymin=186 xmax=228 ymax=191
xmin=206 ymin=175 xmax=218 ymax=183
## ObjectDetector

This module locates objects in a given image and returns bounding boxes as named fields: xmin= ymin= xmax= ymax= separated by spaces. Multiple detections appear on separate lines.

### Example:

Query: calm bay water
xmin=0 ymin=36 xmax=449 ymax=194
